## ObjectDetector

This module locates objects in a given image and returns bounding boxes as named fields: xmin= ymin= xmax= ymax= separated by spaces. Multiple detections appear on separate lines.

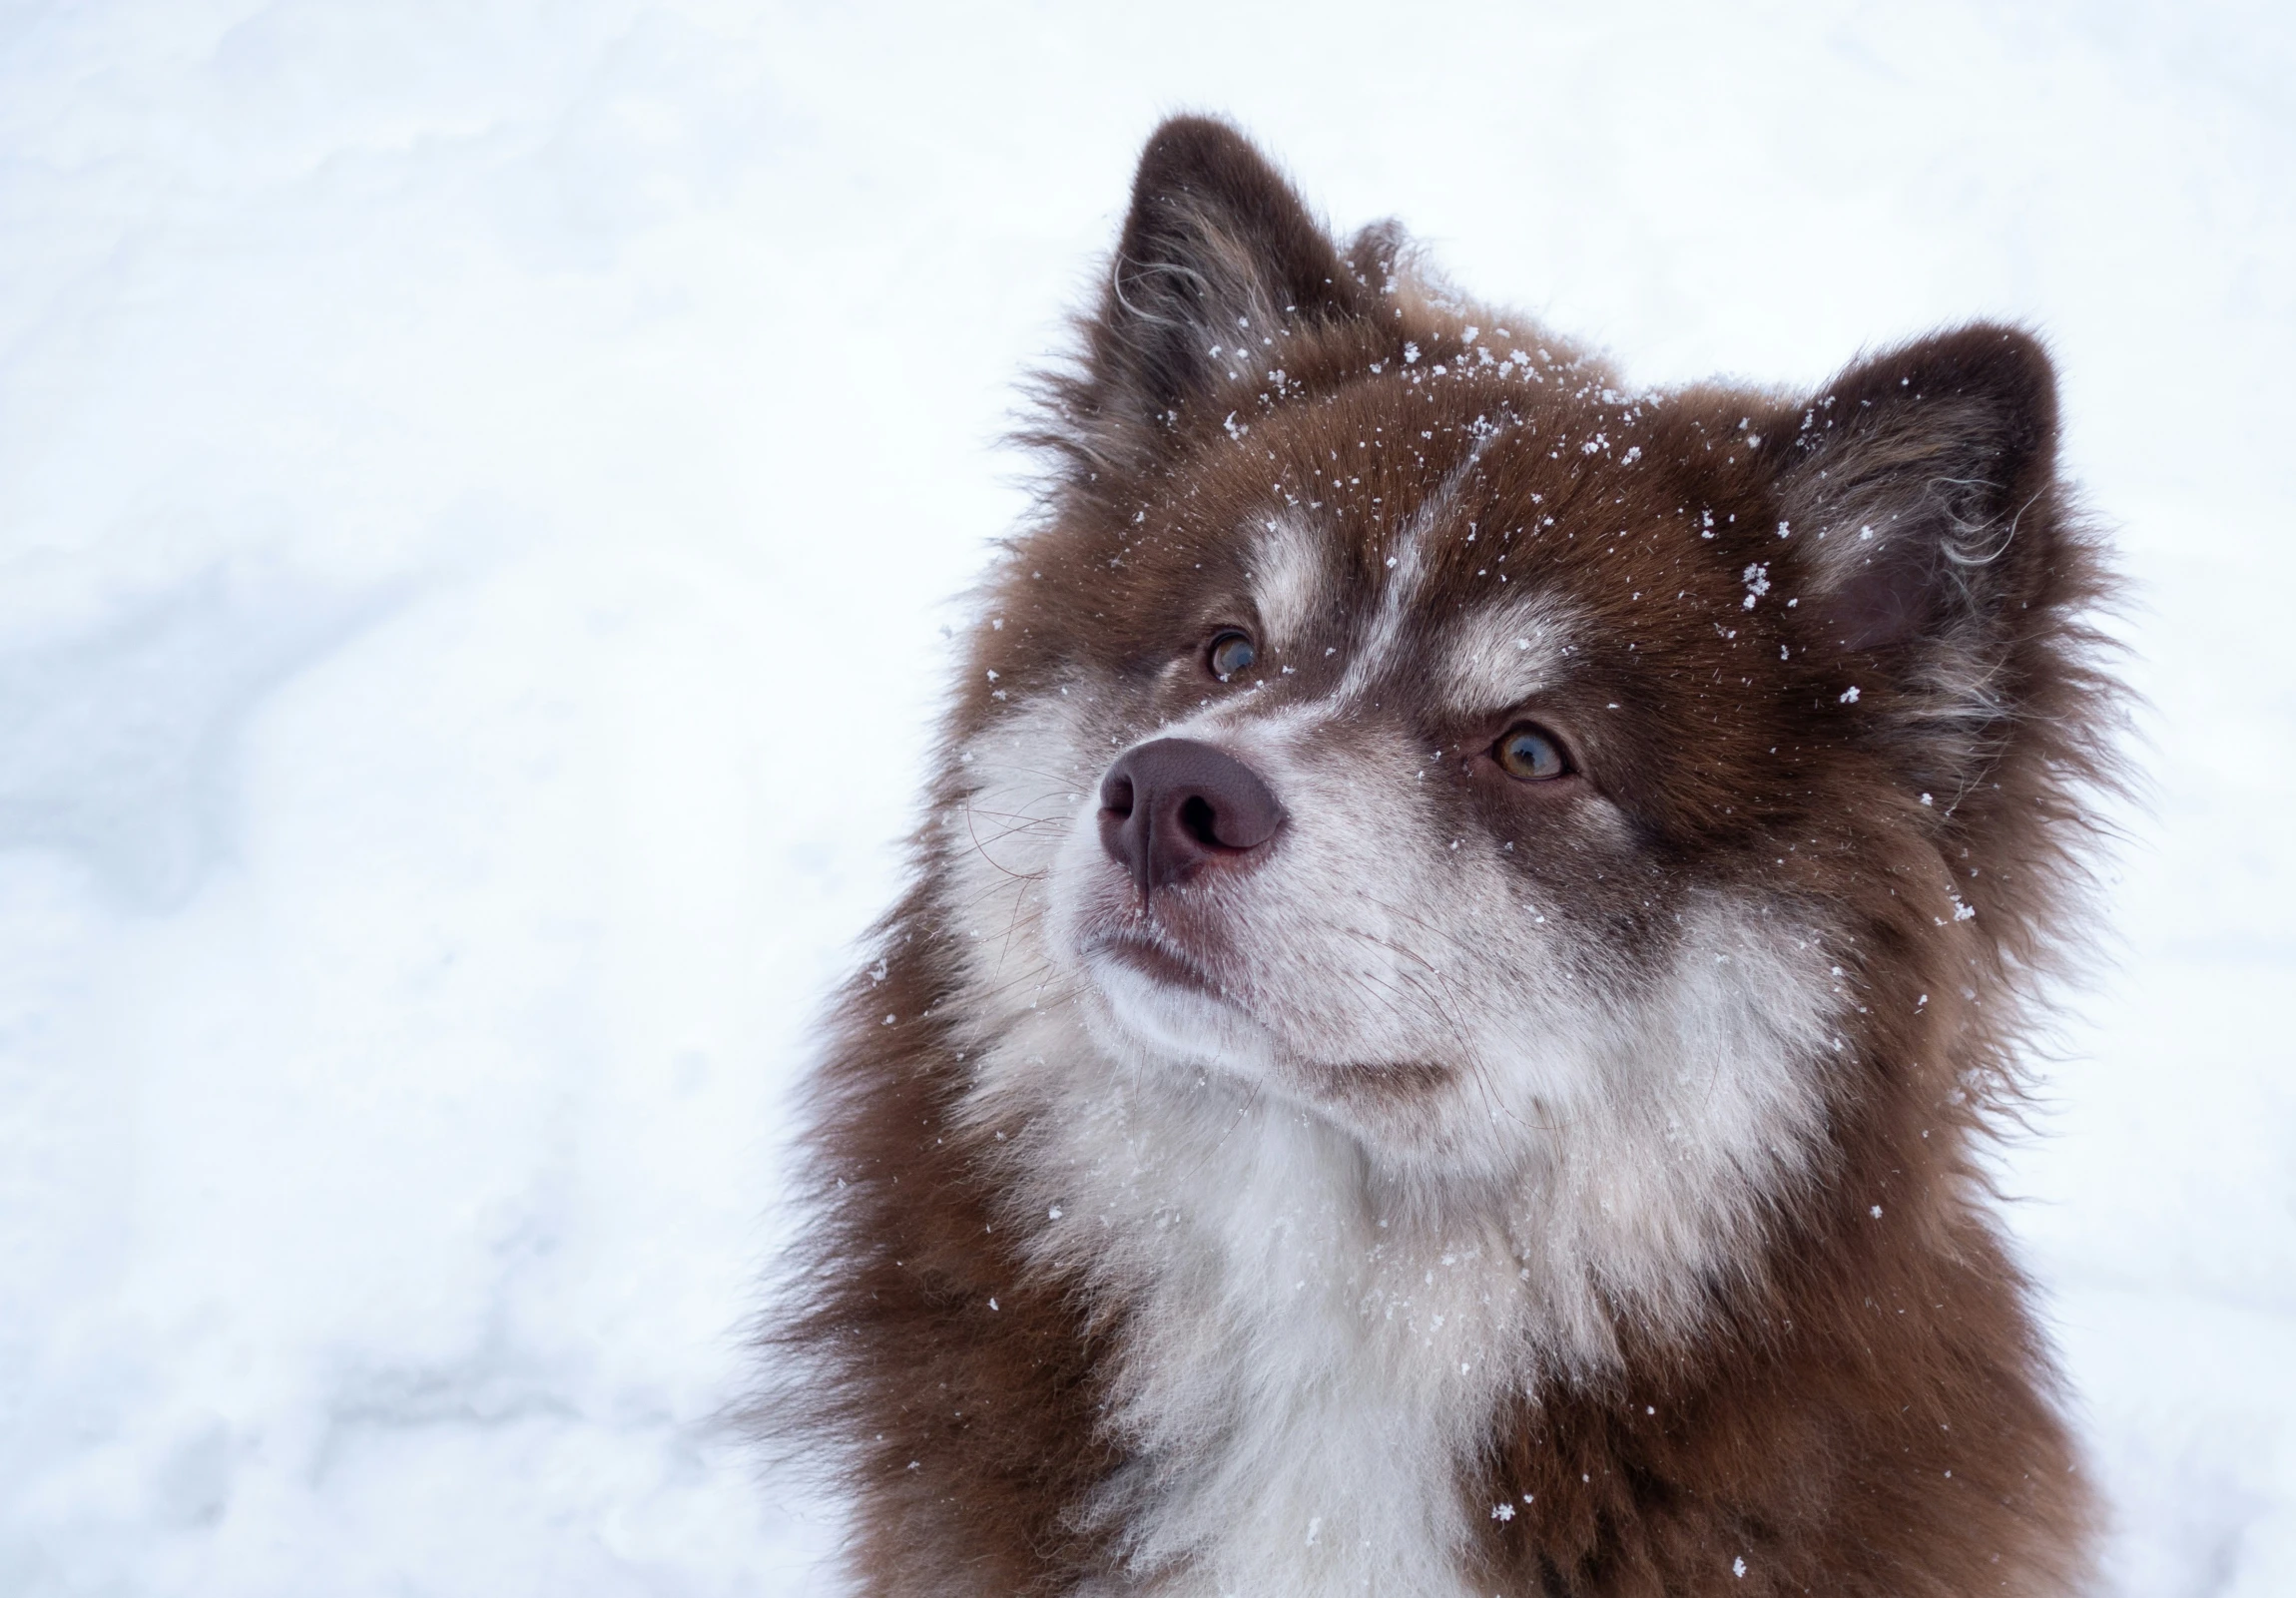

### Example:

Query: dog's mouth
xmin=1086 ymin=927 xmax=1224 ymax=998
xmin=1081 ymin=920 xmax=1464 ymax=1118
xmin=1074 ymin=915 xmax=1296 ymax=1073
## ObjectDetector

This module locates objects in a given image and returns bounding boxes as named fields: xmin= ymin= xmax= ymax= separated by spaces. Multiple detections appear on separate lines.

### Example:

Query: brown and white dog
xmin=762 ymin=117 xmax=2120 ymax=1597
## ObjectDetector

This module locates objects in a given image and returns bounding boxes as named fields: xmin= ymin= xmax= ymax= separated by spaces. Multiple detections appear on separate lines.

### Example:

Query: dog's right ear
xmin=1075 ymin=117 xmax=1369 ymax=453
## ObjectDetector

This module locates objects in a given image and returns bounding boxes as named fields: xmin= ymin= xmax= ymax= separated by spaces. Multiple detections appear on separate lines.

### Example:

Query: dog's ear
xmin=1781 ymin=325 xmax=2059 ymax=653
xmin=1076 ymin=117 xmax=1368 ymax=451
xmin=1776 ymin=326 xmax=2071 ymax=780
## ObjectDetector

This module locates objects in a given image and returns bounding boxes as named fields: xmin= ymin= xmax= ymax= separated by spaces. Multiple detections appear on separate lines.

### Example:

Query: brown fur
xmin=757 ymin=116 xmax=2120 ymax=1596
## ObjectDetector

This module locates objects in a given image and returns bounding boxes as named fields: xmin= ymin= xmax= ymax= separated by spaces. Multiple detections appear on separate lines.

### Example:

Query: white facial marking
xmin=1336 ymin=441 xmax=1488 ymax=703
xmin=1442 ymin=594 xmax=1580 ymax=716
xmin=1248 ymin=513 xmax=1328 ymax=653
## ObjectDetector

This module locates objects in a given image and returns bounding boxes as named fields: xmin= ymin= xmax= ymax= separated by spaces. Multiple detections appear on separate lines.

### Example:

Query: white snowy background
xmin=1 ymin=2 xmax=2290 ymax=1593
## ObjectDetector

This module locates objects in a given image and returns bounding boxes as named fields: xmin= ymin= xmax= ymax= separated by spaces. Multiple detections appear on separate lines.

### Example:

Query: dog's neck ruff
xmin=957 ymin=949 xmax=1833 ymax=1598
xmin=966 ymin=1006 xmax=1506 ymax=1598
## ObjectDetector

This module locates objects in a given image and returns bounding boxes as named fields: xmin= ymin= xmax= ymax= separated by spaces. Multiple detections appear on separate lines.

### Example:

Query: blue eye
xmin=1494 ymin=725 xmax=1568 ymax=781
xmin=1208 ymin=631 xmax=1257 ymax=678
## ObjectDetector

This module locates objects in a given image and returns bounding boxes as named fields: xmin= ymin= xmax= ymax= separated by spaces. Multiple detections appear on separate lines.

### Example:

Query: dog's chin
xmin=1079 ymin=944 xmax=1283 ymax=1078
xmin=1076 ymin=939 xmax=1493 ymax=1172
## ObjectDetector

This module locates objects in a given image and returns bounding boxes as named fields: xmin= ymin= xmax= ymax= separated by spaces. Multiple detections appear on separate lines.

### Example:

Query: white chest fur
xmin=976 ymin=1023 xmax=1511 ymax=1598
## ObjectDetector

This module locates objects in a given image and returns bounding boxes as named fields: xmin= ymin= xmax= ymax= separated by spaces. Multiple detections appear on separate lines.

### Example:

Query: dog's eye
xmin=1494 ymin=724 xmax=1569 ymax=782
xmin=1207 ymin=631 xmax=1257 ymax=679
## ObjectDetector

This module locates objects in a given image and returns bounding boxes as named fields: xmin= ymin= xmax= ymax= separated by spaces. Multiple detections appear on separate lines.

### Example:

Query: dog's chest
xmin=1013 ymin=1077 xmax=1515 ymax=1597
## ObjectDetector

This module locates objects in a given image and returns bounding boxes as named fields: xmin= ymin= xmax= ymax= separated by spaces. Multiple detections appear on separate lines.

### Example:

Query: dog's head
xmin=938 ymin=119 xmax=2102 ymax=1185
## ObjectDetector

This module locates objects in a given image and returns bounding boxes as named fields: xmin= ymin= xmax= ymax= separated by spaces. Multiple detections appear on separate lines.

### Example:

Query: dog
xmin=762 ymin=116 xmax=2119 ymax=1597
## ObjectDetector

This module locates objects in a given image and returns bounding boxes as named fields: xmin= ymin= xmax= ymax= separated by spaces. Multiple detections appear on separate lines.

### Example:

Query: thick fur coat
xmin=760 ymin=118 xmax=2120 ymax=1597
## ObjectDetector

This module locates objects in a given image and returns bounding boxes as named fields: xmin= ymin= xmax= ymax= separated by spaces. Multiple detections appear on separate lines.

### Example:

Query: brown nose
xmin=1098 ymin=738 xmax=1286 ymax=895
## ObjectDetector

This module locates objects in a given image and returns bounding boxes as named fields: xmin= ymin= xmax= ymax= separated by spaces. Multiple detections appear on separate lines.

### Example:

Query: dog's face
xmin=942 ymin=122 xmax=2065 ymax=1188
xmin=960 ymin=373 xmax=1849 ymax=1181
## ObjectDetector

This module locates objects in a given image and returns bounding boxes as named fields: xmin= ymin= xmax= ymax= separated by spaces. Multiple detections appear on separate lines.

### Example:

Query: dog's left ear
xmin=1777 ymin=325 xmax=2069 ymax=764
xmin=1073 ymin=117 xmax=1369 ymax=455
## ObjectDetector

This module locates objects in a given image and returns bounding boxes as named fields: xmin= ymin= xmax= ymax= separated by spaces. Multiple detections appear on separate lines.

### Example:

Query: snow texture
xmin=2 ymin=2 xmax=2292 ymax=1594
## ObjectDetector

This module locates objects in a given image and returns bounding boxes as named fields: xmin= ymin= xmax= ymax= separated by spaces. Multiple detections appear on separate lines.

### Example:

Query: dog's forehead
xmin=1247 ymin=390 xmax=1709 ymax=568
xmin=1232 ymin=393 xmax=1727 ymax=705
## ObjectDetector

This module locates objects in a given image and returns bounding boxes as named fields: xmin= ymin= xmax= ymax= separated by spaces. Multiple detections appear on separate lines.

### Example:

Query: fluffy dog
xmin=763 ymin=116 xmax=2119 ymax=1597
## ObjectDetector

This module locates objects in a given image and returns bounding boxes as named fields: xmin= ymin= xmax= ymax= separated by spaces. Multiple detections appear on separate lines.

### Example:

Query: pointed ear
xmin=1078 ymin=117 xmax=1368 ymax=449
xmin=1776 ymin=325 xmax=2087 ymax=793
xmin=1781 ymin=324 xmax=2060 ymax=659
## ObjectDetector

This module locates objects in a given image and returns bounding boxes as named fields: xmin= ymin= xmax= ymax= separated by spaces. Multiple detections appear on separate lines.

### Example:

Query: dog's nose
xmin=1097 ymin=738 xmax=1286 ymax=895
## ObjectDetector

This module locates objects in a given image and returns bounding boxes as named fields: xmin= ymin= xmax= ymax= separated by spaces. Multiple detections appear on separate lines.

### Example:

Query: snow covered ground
xmin=2 ymin=2 xmax=2291 ymax=1592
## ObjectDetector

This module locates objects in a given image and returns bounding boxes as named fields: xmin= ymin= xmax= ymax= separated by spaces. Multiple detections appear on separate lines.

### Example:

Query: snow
xmin=1 ymin=2 xmax=2292 ymax=1594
